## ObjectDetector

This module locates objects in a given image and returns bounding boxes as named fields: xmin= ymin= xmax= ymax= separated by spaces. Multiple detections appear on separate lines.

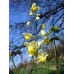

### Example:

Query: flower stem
xmin=36 ymin=21 xmax=38 ymax=41
xmin=9 ymin=52 xmax=19 ymax=74
xmin=35 ymin=20 xmax=38 ymax=57
xmin=53 ymin=39 xmax=58 ymax=74
xmin=52 ymin=17 xmax=58 ymax=74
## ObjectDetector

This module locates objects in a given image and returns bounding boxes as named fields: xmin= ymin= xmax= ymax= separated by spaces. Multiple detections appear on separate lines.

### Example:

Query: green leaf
xmin=49 ymin=29 xmax=53 ymax=34
xmin=54 ymin=36 xmax=60 ymax=40
xmin=47 ymin=29 xmax=53 ymax=35
xmin=51 ymin=26 xmax=60 ymax=33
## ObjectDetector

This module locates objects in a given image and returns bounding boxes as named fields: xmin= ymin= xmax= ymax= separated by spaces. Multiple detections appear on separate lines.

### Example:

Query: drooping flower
xmin=27 ymin=21 xmax=31 ymax=26
xmin=41 ymin=30 xmax=46 ymax=37
xmin=42 ymin=24 xmax=46 ymax=29
xmin=36 ymin=17 xmax=40 ymax=21
xmin=24 ymin=41 xmax=37 ymax=57
xmin=31 ymin=3 xmax=40 ymax=12
xmin=44 ymin=37 xmax=50 ymax=45
xmin=36 ymin=14 xmax=40 ymax=17
xmin=24 ymin=41 xmax=44 ymax=57
xmin=22 ymin=33 xmax=34 ymax=40
xmin=35 ymin=51 xmax=48 ymax=63
xmin=31 ymin=3 xmax=36 ymax=9
xmin=30 ymin=3 xmax=40 ymax=15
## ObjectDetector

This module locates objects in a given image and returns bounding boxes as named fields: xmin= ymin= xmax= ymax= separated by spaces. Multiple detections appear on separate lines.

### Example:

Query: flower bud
xmin=36 ymin=14 xmax=40 ymax=17
xmin=41 ymin=30 xmax=46 ymax=37
xmin=24 ymin=36 xmax=30 ymax=40
xmin=27 ymin=21 xmax=31 ymax=26
xmin=42 ymin=24 xmax=46 ymax=29
xmin=36 ymin=17 xmax=40 ymax=21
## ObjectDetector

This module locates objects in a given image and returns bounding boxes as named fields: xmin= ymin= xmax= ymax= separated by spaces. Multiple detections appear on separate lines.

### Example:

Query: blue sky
xmin=9 ymin=1 xmax=64 ymax=68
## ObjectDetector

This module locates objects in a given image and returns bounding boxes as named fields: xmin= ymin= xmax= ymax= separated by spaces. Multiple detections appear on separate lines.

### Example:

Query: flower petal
xmin=30 ymin=41 xmax=36 ymax=46
xmin=24 ymin=42 xmax=29 ymax=47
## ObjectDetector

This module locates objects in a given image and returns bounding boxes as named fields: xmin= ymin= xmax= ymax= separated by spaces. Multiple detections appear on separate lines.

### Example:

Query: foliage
xmin=9 ymin=59 xmax=64 ymax=74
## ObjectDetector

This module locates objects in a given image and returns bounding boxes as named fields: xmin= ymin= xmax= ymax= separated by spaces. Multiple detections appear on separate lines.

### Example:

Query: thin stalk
xmin=30 ymin=16 xmax=38 ymax=74
xmin=35 ymin=20 xmax=38 ymax=58
xmin=53 ymin=39 xmax=58 ymax=74
xmin=35 ymin=12 xmax=38 ymax=42
xmin=52 ymin=15 xmax=58 ymax=74
xmin=36 ymin=21 xmax=38 ymax=41
xmin=19 ymin=54 xmax=32 ymax=70
xmin=30 ymin=56 xmax=35 ymax=74
xmin=9 ymin=52 xmax=19 ymax=74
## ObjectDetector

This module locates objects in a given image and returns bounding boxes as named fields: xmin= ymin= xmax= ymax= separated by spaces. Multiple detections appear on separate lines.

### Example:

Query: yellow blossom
xmin=36 ymin=14 xmax=40 ymax=17
xmin=31 ymin=6 xmax=40 ymax=12
xmin=31 ymin=7 xmax=37 ymax=12
xmin=35 ymin=51 xmax=48 ymax=63
xmin=44 ymin=37 xmax=50 ymax=45
xmin=31 ymin=3 xmax=36 ymax=8
xmin=36 ymin=7 xmax=40 ymax=11
xmin=27 ymin=21 xmax=31 ymax=26
xmin=24 ymin=41 xmax=37 ymax=57
xmin=22 ymin=33 xmax=34 ymax=40
xmin=24 ymin=41 xmax=44 ymax=57
xmin=42 ymin=24 xmax=46 ymax=29
xmin=28 ymin=46 xmax=37 ymax=57
xmin=36 ymin=17 xmax=40 ymax=21
xmin=41 ymin=30 xmax=46 ymax=37
xmin=31 ymin=3 xmax=40 ymax=13
xmin=32 ymin=7 xmax=40 ymax=12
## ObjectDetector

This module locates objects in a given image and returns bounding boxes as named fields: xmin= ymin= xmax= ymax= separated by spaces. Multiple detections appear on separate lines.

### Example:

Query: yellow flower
xmin=28 ymin=46 xmax=37 ymax=56
xmin=36 ymin=14 xmax=40 ymax=17
xmin=36 ymin=17 xmax=40 ymax=21
xmin=30 ymin=11 xmax=34 ymax=15
xmin=36 ymin=7 xmax=40 ymax=11
xmin=42 ymin=24 xmax=46 ymax=29
xmin=44 ymin=37 xmax=50 ymax=45
xmin=27 ymin=21 xmax=31 ymax=26
xmin=31 ymin=3 xmax=36 ymax=8
xmin=24 ymin=41 xmax=44 ymax=57
xmin=31 ymin=7 xmax=37 ymax=12
xmin=32 ymin=7 xmax=40 ymax=12
xmin=24 ymin=41 xmax=37 ymax=57
xmin=41 ymin=30 xmax=46 ymax=37
xmin=31 ymin=3 xmax=40 ymax=13
xmin=35 ymin=51 xmax=48 ymax=63
xmin=22 ymin=33 xmax=34 ymax=40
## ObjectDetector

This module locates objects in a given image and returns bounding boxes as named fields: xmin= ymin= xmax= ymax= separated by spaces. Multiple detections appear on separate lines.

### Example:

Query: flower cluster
xmin=27 ymin=3 xmax=40 ymax=26
xmin=30 ymin=3 xmax=40 ymax=21
xmin=22 ymin=3 xmax=49 ymax=63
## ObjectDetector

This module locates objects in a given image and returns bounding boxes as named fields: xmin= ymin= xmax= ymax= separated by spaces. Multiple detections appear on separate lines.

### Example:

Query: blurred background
xmin=9 ymin=0 xmax=64 ymax=74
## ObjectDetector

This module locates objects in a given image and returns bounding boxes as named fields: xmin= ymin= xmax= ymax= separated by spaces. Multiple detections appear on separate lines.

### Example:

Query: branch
xmin=52 ymin=13 xmax=64 ymax=25
xmin=9 ymin=36 xmax=41 ymax=50
xmin=40 ymin=2 xmax=64 ymax=18
xmin=59 ymin=17 xmax=64 ymax=27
